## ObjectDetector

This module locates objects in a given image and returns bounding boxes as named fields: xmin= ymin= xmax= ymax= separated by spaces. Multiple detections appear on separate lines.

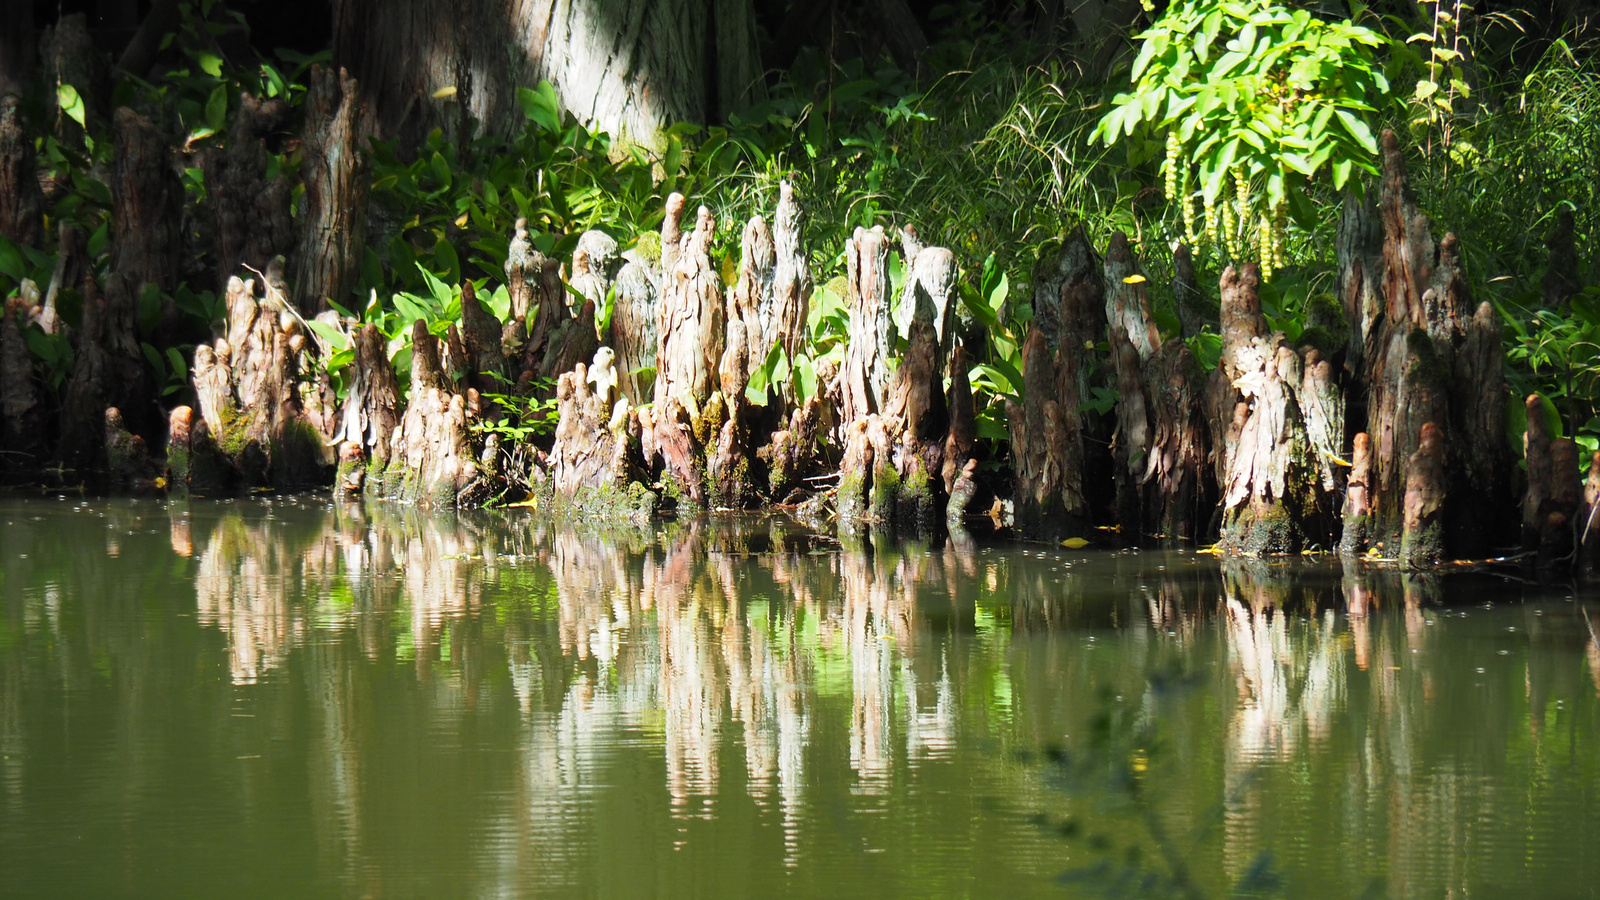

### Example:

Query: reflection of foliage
xmin=1035 ymin=685 xmax=1284 ymax=900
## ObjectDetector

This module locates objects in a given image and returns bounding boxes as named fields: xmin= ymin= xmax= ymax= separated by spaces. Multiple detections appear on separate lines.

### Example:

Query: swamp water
xmin=1 ymin=497 xmax=1598 ymax=899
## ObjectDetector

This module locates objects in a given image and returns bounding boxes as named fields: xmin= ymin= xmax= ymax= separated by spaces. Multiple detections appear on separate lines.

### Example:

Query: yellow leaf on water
xmin=1061 ymin=537 xmax=1090 ymax=549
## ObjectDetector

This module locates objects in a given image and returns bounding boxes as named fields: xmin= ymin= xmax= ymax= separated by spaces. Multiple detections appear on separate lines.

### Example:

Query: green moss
xmin=692 ymin=392 xmax=727 ymax=449
xmin=1404 ymin=328 xmax=1449 ymax=389
xmin=1401 ymin=520 xmax=1446 ymax=566
xmin=166 ymin=445 xmax=191 ymax=496
xmin=869 ymin=462 xmax=900 ymax=522
xmin=1296 ymin=325 xmax=1342 ymax=360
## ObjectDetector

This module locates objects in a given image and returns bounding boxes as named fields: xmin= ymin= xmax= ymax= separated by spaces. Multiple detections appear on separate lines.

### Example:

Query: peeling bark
xmin=654 ymin=197 xmax=723 ymax=413
xmin=839 ymin=226 xmax=893 ymax=428
xmin=611 ymin=260 xmax=658 ymax=403
xmin=1103 ymin=231 xmax=1161 ymax=362
xmin=1208 ymin=264 xmax=1335 ymax=554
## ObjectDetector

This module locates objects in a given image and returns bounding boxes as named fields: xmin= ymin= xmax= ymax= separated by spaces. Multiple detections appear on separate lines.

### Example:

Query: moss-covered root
xmin=1219 ymin=501 xmax=1295 ymax=556
xmin=335 ymin=441 xmax=366 ymax=495
xmin=946 ymin=458 xmax=978 ymax=529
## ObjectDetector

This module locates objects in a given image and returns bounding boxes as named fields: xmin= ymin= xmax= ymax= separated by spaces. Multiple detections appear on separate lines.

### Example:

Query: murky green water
xmin=2 ymin=498 xmax=1598 ymax=898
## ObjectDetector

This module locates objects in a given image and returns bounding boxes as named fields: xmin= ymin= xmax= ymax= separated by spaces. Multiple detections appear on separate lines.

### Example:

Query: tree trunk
xmin=111 ymin=107 xmax=181 ymax=293
xmin=201 ymin=94 xmax=294 ymax=289
xmin=0 ymin=295 xmax=43 ymax=468
xmin=0 ymin=96 xmax=42 ymax=247
xmin=332 ymin=0 xmax=765 ymax=149
xmin=293 ymin=66 xmax=368 ymax=314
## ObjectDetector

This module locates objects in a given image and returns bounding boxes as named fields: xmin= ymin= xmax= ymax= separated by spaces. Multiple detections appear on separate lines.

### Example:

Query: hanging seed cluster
xmin=1163 ymin=132 xmax=1291 ymax=280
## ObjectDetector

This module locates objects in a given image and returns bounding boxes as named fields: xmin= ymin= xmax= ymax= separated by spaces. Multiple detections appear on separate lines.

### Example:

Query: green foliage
xmin=1503 ymin=292 xmax=1600 ymax=455
xmin=1092 ymin=0 xmax=1390 ymax=276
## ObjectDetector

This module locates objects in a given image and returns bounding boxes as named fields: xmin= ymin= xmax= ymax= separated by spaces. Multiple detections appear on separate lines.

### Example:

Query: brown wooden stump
xmin=1336 ymin=130 xmax=1510 ymax=559
xmin=293 ymin=66 xmax=368 ymax=314
xmin=1208 ymin=264 xmax=1337 ymax=554
xmin=188 ymin=275 xmax=329 ymax=489
xmin=549 ymin=348 xmax=636 ymax=500
xmin=569 ymin=230 xmax=618 ymax=321
xmin=386 ymin=319 xmax=474 ymax=505
xmin=1523 ymin=394 xmax=1582 ymax=568
xmin=1401 ymin=421 xmax=1447 ymax=565
xmin=839 ymin=226 xmax=893 ymax=428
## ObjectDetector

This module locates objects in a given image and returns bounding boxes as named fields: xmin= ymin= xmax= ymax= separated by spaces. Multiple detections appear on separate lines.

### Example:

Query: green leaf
xmin=1334 ymin=108 xmax=1377 ymax=155
xmin=196 ymin=51 xmax=224 ymax=78
xmin=205 ymin=84 xmax=228 ymax=132
xmin=57 ymin=83 xmax=87 ymax=129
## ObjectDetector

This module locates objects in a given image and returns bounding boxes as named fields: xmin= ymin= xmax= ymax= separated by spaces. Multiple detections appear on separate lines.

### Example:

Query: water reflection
xmin=1 ymin=500 xmax=1598 ymax=898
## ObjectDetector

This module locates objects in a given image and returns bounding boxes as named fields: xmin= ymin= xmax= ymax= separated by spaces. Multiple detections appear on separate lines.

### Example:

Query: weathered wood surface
xmin=293 ymin=66 xmax=368 ymax=314
xmin=385 ymin=319 xmax=474 ymax=505
xmin=549 ymin=348 xmax=633 ymax=497
xmin=202 ymin=94 xmax=294 ymax=288
xmin=0 ymin=95 xmax=42 ymax=247
xmin=1207 ymin=264 xmax=1335 ymax=554
xmin=0 ymin=294 xmax=42 ymax=466
xmin=839 ymin=226 xmax=893 ymax=428
xmin=654 ymin=196 xmax=723 ymax=412
xmin=111 ymin=108 xmax=181 ymax=295
xmin=769 ymin=182 xmax=813 ymax=365
xmin=610 ymin=259 xmax=658 ymax=402
xmin=1522 ymin=394 xmax=1581 ymax=567
xmin=189 ymin=275 xmax=328 ymax=488
xmin=1337 ymin=129 xmax=1509 ymax=558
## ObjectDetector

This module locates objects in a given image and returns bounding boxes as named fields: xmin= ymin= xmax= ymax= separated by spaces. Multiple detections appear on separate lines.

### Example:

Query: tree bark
xmin=201 ymin=94 xmax=294 ymax=289
xmin=332 ymin=0 xmax=765 ymax=149
xmin=839 ymin=225 xmax=893 ymax=429
xmin=293 ymin=66 xmax=368 ymax=314
xmin=0 ymin=96 xmax=42 ymax=247
xmin=111 ymin=107 xmax=181 ymax=293
xmin=0 ymin=295 xmax=42 ymax=468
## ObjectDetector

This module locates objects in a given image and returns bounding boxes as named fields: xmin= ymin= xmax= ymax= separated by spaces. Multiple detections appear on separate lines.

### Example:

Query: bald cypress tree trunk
xmin=332 ymin=0 xmax=765 ymax=149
